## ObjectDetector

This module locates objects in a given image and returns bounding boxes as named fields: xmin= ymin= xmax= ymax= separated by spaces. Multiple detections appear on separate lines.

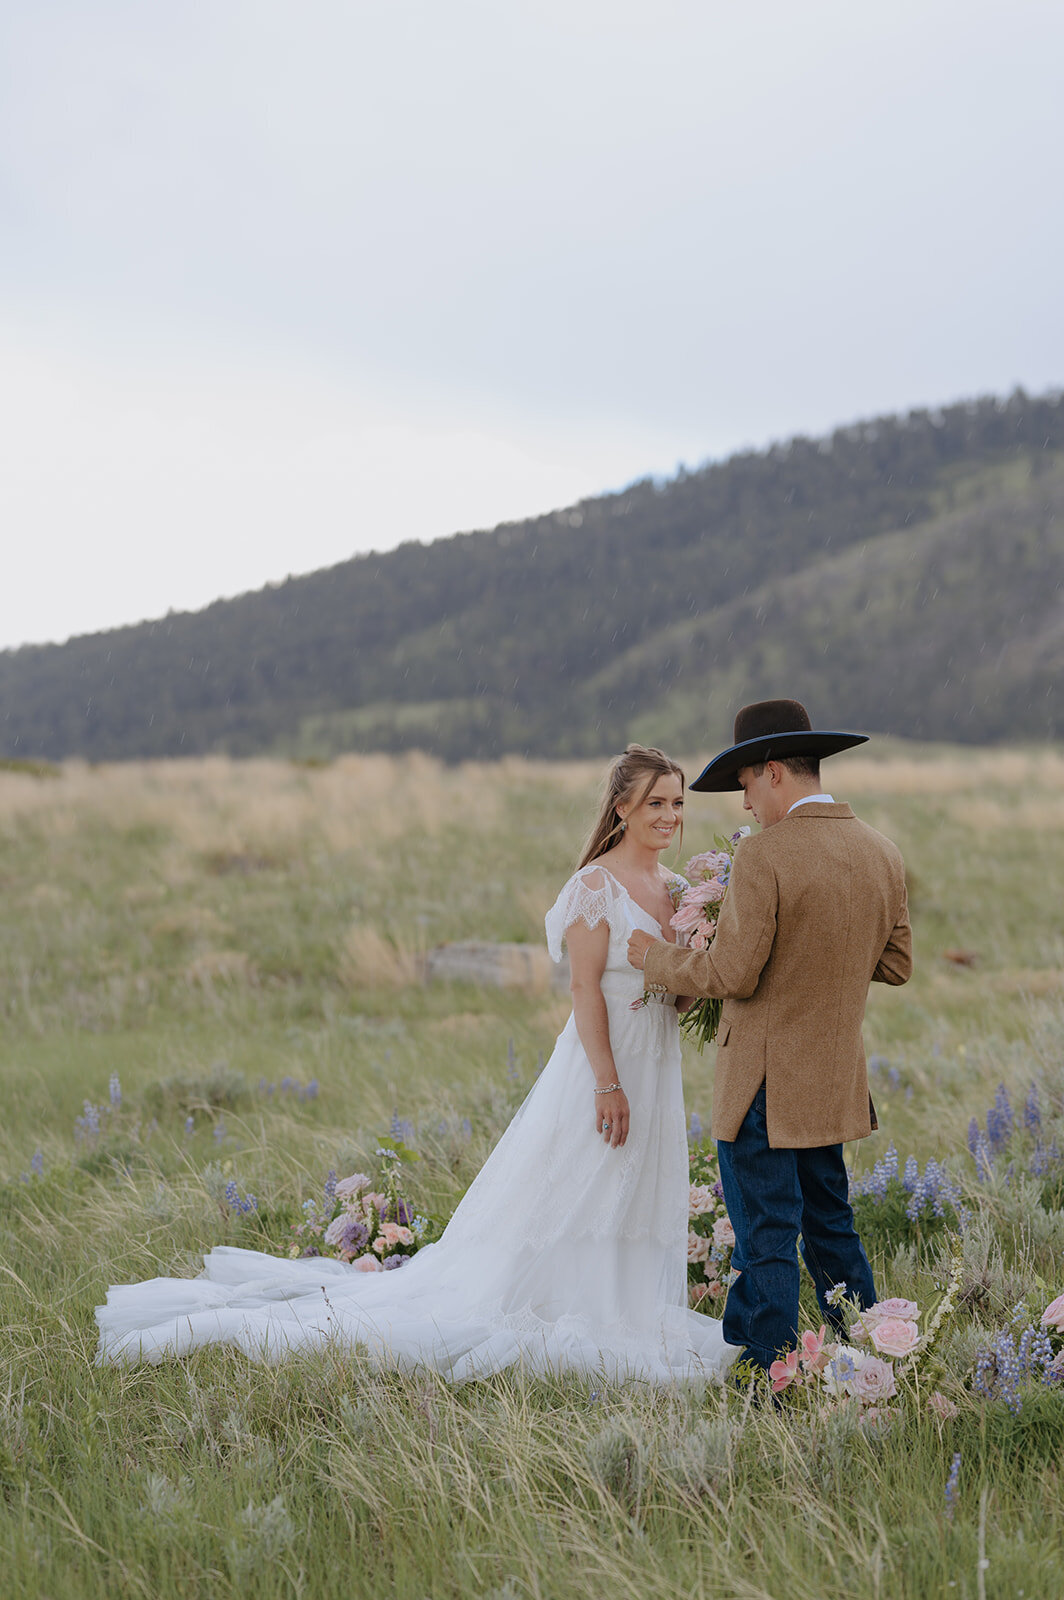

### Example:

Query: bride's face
xmin=618 ymin=774 xmax=684 ymax=852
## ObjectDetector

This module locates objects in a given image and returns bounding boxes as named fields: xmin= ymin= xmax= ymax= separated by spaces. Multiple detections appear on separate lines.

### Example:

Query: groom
xmin=626 ymin=699 xmax=913 ymax=1377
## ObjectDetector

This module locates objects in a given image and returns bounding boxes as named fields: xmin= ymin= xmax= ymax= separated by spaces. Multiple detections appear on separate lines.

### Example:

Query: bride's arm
xmin=566 ymin=919 xmax=630 ymax=1149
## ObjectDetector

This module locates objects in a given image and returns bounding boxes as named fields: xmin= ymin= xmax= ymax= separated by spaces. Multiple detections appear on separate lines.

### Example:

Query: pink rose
xmin=851 ymin=1356 xmax=897 ymax=1404
xmin=360 ymin=1192 xmax=388 ymax=1217
xmin=1040 ymin=1293 xmax=1064 ymax=1331
xmin=351 ymin=1254 xmax=382 ymax=1272
xmin=686 ymin=878 xmax=725 ymax=907
xmin=689 ymin=1184 xmax=715 ymax=1218
xmin=689 ymin=933 xmax=709 ymax=951
xmin=927 ymin=1391 xmax=958 ymax=1421
xmin=712 ymin=1217 xmax=736 ymax=1251
xmin=687 ymin=1230 xmax=710 ymax=1263
xmin=707 ymin=1280 xmax=724 ymax=1298
xmin=684 ymin=851 xmax=729 ymax=878
xmin=689 ymin=1283 xmax=709 ymax=1306
xmin=870 ymin=1317 xmax=920 ymax=1358
xmin=334 ymin=1174 xmax=371 ymax=1201
xmin=871 ymin=1297 xmax=920 ymax=1322
xmin=670 ymin=899 xmax=708 ymax=933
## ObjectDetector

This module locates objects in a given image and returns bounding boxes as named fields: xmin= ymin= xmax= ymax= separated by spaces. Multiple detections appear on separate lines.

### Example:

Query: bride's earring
xmin=619 ymin=818 xmax=627 ymax=833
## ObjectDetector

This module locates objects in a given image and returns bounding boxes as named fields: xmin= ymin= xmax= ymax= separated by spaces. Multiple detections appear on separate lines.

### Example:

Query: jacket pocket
xmin=717 ymin=1021 xmax=730 ymax=1046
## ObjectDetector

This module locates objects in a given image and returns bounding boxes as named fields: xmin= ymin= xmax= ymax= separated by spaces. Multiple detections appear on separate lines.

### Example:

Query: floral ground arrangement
xmin=2 ymin=749 xmax=1064 ymax=1599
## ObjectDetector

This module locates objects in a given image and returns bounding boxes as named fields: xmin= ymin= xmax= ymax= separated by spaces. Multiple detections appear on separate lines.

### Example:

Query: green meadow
xmin=1 ymin=747 xmax=1063 ymax=1599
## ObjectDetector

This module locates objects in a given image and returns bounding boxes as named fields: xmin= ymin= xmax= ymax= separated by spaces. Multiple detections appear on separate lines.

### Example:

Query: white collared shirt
xmin=787 ymin=793 xmax=835 ymax=814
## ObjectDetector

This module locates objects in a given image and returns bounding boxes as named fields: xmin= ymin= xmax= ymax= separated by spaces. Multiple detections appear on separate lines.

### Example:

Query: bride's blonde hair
xmin=577 ymin=744 xmax=685 ymax=869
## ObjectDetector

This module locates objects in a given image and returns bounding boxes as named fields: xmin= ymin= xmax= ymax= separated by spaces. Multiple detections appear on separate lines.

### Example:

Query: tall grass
xmin=1 ymin=747 xmax=1062 ymax=1598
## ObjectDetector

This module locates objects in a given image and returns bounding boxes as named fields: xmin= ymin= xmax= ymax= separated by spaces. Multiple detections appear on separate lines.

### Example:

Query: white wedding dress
xmin=96 ymin=866 xmax=739 ymax=1384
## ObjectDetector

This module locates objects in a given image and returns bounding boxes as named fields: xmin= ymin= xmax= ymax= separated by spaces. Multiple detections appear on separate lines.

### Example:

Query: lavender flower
xmin=224 ymin=1179 xmax=258 ymax=1215
xmin=324 ymin=1215 xmax=370 ymax=1256
xmin=109 ymin=1073 xmax=122 ymax=1109
xmin=944 ymin=1452 xmax=961 ymax=1520
xmin=383 ymin=1254 xmax=408 ymax=1270
xmin=986 ymin=1084 xmax=1014 ymax=1152
xmin=74 ymin=1102 xmax=102 ymax=1142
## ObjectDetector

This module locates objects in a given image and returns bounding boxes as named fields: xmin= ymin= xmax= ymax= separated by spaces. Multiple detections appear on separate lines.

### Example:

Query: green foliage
xmin=852 ymin=1176 xmax=962 ymax=1256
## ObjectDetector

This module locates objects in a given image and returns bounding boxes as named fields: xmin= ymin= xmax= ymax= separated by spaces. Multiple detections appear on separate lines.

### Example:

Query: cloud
xmin=0 ymin=317 xmax=682 ymax=648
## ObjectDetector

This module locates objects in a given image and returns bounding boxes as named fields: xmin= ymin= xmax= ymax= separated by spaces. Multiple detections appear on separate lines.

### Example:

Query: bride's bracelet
xmin=594 ymin=1082 xmax=622 ymax=1095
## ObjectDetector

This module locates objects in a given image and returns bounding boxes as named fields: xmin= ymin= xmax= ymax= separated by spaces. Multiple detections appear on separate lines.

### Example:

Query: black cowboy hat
xmin=689 ymin=699 xmax=868 ymax=793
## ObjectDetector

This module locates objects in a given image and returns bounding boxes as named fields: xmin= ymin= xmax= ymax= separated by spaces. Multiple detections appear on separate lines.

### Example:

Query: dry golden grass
xmin=338 ymin=925 xmax=424 ymax=990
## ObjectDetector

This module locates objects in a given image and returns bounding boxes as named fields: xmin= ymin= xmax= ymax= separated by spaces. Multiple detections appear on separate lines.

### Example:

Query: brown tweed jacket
xmin=644 ymin=802 xmax=912 ymax=1148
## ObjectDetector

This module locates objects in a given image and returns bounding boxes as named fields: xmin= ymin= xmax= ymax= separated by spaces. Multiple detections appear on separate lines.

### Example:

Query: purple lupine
xmin=1024 ymin=1082 xmax=1042 ymax=1132
xmin=944 ymin=1452 xmax=961 ymax=1520
xmin=973 ymin=1330 xmax=1025 ymax=1414
xmin=972 ymin=1131 xmax=994 ymax=1182
xmin=30 ymin=1148 xmax=44 ymax=1176
xmin=986 ymin=1084 xmax=1014 ymax=1152
xmin=74 ymin=1102 xmax=102 ymax=1141
xmin=109 ymin=1073 xmax=122 ymax=1109
xmin=967 ymin=1117 xmax=981 ymax=1157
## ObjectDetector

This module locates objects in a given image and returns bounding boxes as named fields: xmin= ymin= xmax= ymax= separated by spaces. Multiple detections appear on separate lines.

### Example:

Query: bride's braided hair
xmin=577 ymin=744 xmax=685 ymax=869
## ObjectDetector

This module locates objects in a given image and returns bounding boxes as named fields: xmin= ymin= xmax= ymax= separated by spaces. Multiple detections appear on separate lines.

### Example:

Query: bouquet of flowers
xmin=289 ymin=1141 xmax=438 ymax=1272
xmin=686 ymin=1141 xmax=735 ymax=1311
xmin=670 ymin=830 xmax=749 ymax=1050
xmin=768 ymin=1253 xmax=965 ymax=1423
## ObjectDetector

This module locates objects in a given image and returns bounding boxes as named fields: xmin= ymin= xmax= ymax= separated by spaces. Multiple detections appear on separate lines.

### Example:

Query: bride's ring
xmin=602 ymin=1123 xmax=611 ymax=1132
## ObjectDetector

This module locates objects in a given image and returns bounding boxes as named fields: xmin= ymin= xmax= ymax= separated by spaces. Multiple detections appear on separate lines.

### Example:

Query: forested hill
xmin=4 ymin=389 xmax=1064 ymax=764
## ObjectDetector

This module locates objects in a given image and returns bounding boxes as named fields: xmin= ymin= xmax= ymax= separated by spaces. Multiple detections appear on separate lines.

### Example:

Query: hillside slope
xmin=2 ymin=390 xmax=1062 ymax=760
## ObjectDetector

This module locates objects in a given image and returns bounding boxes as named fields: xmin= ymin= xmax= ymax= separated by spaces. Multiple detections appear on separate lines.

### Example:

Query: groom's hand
xmin=627 ymin=929 xmax=656 ymax=970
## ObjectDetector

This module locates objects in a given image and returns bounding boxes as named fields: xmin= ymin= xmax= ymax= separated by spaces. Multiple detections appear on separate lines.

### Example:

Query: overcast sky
xmin=2 ymin=0 xmax=1061 ymax=650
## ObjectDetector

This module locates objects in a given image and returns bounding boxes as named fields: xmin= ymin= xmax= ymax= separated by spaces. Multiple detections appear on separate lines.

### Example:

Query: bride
xmin=96 ymin=744 xmax=740 ymax=1384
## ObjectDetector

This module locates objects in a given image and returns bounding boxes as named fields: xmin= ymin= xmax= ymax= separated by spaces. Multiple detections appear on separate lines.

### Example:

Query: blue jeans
xmin=715 ymin=1084 xmax=877 ymax=1372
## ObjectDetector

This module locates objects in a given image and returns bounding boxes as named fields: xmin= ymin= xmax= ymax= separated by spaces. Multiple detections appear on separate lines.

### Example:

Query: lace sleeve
xmin=543 ymin=868 xmax=618 ymax=963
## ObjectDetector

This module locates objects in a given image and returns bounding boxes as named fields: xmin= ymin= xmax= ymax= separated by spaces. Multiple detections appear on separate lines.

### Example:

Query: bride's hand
xmin=675 ymin=994 xmax=696 ymax=1013
xmin=596 ymin=1088 xmax=630 ymax=1149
